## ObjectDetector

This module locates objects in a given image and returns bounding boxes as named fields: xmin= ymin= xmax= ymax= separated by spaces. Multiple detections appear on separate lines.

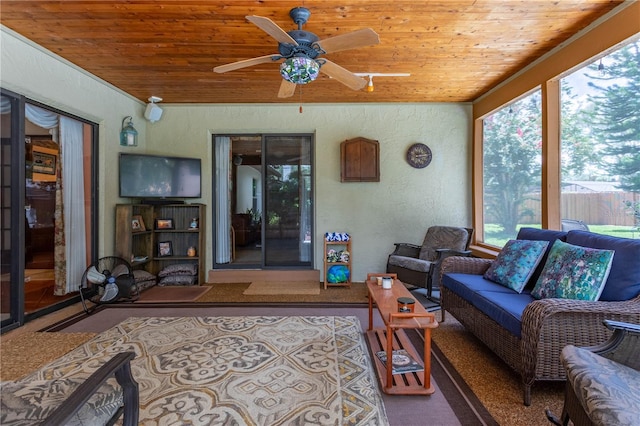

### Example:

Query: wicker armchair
xmin=1 ymin=352 xmax=139 ymax=425
xmin=440 ymin=255 xmax=640 ymax=406
xmin=546 ymin=320 xmax=640 ymax=426
xmin=386 ymin=226 xmax=473 ymax=298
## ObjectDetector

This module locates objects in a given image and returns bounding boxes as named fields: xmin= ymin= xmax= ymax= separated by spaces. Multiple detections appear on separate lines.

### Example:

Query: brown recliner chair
xmin=386 ymin=226 xmax=473 ymax=299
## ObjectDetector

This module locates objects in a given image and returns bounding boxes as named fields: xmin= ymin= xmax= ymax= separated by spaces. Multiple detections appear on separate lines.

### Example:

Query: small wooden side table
xmin=365 ymin=278 xmax=438 ymax=395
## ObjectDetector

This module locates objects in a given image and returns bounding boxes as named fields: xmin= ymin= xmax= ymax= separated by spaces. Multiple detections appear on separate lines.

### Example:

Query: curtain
xmin=299 ymin=171 xmax=311 ymax=262
xmin=59 ymin=116 xmax=86 ymax=292
xmin=0 ymin=97 xmax=10 ymax=114
xmin=26 ymin=104 xmax=60 ymax=129
xmin=215 ymin=136 xmax=231 ymax=263
xmin=25 ymin=104 xmax=86 ymax=294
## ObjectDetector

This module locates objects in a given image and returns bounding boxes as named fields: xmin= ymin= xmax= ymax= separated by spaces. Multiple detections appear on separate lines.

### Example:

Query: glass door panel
xmin=1 ymin=91 xmax=23 ymax=330
xmin=263 ymin=135 xmax=312 ymax=267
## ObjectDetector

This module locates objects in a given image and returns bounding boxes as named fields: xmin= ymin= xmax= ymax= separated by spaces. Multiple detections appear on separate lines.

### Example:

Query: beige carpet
xmin=15 ymin=316 xmax=388 ymax=425
xmin=242 ymin=280 xmax=321 ymax=295
xmin=0 ymin=332 xmax=96 ymax=381
xmin=431 ymin=310 xmax=563 ymax=425
xmin=135 ymin=285 xmax=211 ymax=303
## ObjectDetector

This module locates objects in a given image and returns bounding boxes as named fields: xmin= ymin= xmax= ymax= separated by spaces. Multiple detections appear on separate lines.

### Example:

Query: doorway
xmin=1 ymin=91 xmax=96 ymax=332
xmin=213 ymin=134 xmax=313 ymax=269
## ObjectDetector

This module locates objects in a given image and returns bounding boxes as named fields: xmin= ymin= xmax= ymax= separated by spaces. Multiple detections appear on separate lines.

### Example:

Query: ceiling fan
xmin=213 ymin=7 xmax=380 ymax=98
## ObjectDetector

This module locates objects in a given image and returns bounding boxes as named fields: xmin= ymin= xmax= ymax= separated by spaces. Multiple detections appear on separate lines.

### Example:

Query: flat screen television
xmin=119 ymin=153 xmax=201 ymax=199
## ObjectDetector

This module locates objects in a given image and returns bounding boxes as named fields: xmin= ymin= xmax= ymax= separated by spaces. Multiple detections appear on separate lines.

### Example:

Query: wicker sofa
xmin=440 ymin=227 xmax=640 ymax=405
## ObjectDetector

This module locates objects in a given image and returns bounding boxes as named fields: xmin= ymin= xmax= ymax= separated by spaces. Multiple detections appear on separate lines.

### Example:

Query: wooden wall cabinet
xmin=340 ymin=137 xmax=380 ymax=182
xmin=115 ymin=203 xmax=206 ymax=285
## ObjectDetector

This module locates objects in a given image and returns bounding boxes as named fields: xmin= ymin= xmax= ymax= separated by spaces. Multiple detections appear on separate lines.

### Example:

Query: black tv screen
xmin=119 ymin=153 xmax=201 ymax=199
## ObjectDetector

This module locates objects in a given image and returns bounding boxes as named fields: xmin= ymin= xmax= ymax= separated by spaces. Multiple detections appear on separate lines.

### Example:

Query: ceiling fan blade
xmin=317 ymin=28 xmax=380 ymax=54
xmin=319 ymin=60 xmax=367 ymax=90
xmin=278 ymin=80 xmax=297 ymax=98
xmin=246 ymin=15 xmax=298 ymax=45
xmin=213 ymin=55 xmax=280 ymax=73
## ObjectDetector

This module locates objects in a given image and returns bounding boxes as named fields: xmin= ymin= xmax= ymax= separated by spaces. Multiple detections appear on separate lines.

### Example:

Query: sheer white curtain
xmin=215 ymin=136 xmax=231 ymax=263
xmin=26 ymin=104 xmax=86 ymax=293
xmin=59 ymin=116 xmax=86 ymax=292
xmin=0 ymin=97 xmax=11 ymax=114
xmin=299 ymin=172 xmax=310 ymax=262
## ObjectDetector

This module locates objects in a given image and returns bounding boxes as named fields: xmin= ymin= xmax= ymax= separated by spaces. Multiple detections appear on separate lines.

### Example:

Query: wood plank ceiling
xmin=0 ymin=1 xmax=625 ymax=104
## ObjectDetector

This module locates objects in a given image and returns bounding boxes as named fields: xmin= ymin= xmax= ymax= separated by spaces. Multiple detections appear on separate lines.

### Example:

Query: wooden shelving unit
xmin=323 ymin=238 xmax=352 ymax=289
xmin=115 ymin=203 xmax=206 ymax=285
xmin=115 ymin=204 xmax=154 ymax=273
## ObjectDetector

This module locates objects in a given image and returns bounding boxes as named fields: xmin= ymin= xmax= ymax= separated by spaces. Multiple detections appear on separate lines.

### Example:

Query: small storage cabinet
xmin=340 ymin=137 xmax=380 ymax=182
xmin=323 ymin=233 xmax=352 ymax=289
xmin=115 ymin=203 xmax=206 ymax=285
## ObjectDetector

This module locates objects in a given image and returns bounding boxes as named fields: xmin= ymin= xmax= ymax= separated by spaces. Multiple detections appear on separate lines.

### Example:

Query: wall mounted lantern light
xmin=120 ymin=116 xmax=138 ymax=146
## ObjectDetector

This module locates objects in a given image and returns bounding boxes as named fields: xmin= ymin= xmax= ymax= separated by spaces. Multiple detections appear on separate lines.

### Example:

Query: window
xmin=474 ymin=29 xmax=640 ymax=252
xmin=560 ymin=40 xmax=640 ymax=238
xmin=482 ymin=90 xmax=542 ymax=247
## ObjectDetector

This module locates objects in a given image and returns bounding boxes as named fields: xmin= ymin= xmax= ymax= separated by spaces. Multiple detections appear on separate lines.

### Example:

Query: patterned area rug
xmin=21 ymin=316 xmax=388 ymax=425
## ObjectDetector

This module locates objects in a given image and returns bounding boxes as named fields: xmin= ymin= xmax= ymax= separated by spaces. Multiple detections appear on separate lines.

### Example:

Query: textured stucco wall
xmin=147 ymin=103 xmax=472 ymax=280
xmin=2 ymin=26 xmax=472 ymax=281
xmin=1 ymin=27 xmax=145 ymax=258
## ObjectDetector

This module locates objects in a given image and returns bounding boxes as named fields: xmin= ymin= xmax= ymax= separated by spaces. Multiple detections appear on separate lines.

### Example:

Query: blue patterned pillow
xmin=531 ymin=240 xmax=614 ymax=300
xmin=484 ymin=239 xmax=549 ymax=292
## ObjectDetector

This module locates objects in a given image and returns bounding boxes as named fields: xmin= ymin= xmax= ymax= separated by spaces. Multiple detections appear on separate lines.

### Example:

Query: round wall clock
xmin=406 ymin=143 xmax=432 ymax=168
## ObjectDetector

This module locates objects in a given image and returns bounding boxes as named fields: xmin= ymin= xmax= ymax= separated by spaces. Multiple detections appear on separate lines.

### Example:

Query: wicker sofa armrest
xmin=42 ymin=351 xmax=139 ymax=426
xmin=390 ymin=243 xmax=421 ymax=258
xmin=434 ymin=248 xmax=471 ymax=259
xmin=440 ymin=255 xmax=493 ymax=276
xmin=520 ymin=296 xmax=640 ymax=396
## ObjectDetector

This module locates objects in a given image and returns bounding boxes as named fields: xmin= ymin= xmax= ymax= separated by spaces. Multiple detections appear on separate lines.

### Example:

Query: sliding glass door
xmin=263 ymin=135 xmax=312 ymax=267
xmin=213 ymin=133 xmax=313 ymax=269
xmin=1 ymin=90 xmax=98 ymax=332
xmin=1 ymin=90 xmax=24 ymax=330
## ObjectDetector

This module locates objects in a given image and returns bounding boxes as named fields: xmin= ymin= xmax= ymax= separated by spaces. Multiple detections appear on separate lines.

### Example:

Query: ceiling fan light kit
xmin=280 ymin=57 xmax=320 ymax=84
xmin=213 ymin=6 xmax=380 ymax=98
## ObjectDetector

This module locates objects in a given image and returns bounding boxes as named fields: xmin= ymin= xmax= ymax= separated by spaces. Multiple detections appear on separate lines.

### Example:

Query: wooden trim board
xmin=208 ymin=269 xmax=320 ymax=283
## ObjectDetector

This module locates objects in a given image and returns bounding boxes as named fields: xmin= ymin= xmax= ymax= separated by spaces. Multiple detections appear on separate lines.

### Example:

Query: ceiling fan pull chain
xmin=299 ymin=86 xmax=303 ymax=113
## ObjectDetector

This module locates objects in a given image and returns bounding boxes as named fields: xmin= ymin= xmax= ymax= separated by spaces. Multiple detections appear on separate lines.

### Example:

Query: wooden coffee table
xmin=365 ymin=278 xmax=438 ymax=395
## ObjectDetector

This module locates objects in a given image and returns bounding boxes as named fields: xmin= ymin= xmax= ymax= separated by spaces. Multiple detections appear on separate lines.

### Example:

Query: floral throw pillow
xmin=483 ymin=239 xmax=549 ymax=293
xmin=531 ymin=240 xmax=615 ymax=301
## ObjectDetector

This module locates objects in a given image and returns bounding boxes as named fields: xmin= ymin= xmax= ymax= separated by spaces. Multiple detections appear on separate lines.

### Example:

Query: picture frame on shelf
xmin=32 ymin=151 xmax=56 ymax=175
xmin=155 ymin=218 xmax=174 ymax=230
xmin=158 ymin=241 xmax=173 ymax=257
xmin=131 ymin=215 xmax=146 ymax=232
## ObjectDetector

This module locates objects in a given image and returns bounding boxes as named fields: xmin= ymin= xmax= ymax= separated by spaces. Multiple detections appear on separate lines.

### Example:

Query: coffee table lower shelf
xmin=366 ymin=328 xmax=435 ymax=395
